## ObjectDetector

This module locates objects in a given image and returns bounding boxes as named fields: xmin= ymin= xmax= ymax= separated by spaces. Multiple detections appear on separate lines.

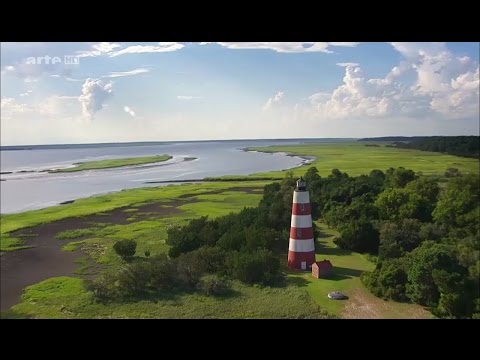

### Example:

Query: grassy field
xmin=0 ymin=181 xmax=268 ymax=251
xmin=246 ymin=142 xmax=479 ymax=178
xmin=287 ymin=222 xmax=432 ymax=319
xmin=49 ymin=154 xmax=172 ymax=173
xmin=6 ymin=277 xmax=330 ymax=319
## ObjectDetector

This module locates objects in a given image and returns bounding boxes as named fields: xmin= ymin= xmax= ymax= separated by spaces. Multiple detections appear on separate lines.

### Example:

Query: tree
xmin=335 ymin=221 xmax=380 ymax=254
xmin=113 ymin=239 xmax=137 ymax=261
xmin=379 ymin=219 xmax=422 ymax=259
xmin=385 ymin=167 xmax=416 ymax=188
xmin=376 ymin=259 xmax=409 ymax=301
xmin=406 ymin=242 xmax=470 ymax=313
xmin=375 ymin=188 xmax=432 ymax=222
xmin=433 ymin=174 xmax=480 ymax=229
xmin=217 ymin=228 xmax=246 ymax=251
xmin=166 ymin=216 xmax=220 ymax=257
xmin=245 ymin=226 xmax=279 ymax=251
xmin=228 ymin=249 xmax=281 ymax=285
xmin=405 ymin=177 xmax=440 ymax=204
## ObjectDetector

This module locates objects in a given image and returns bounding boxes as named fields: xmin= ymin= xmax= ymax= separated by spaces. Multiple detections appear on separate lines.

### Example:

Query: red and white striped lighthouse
xmin=288 ymin=178 xmax=316 ymax=270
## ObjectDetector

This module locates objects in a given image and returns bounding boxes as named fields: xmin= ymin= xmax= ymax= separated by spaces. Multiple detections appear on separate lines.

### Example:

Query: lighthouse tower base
xmin=288 ymin=251 xmax=316 ymax=270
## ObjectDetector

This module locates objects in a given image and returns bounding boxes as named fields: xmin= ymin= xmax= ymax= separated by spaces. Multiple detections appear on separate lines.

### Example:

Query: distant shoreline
xmin=0 ymin=138 xmax=356 ymax=151
xmin=241 ymin=147 xmax=316 ymax=164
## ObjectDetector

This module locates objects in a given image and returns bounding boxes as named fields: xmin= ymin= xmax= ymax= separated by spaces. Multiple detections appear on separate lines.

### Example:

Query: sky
xmin=1 ymin=42 xmax=479 ymax=145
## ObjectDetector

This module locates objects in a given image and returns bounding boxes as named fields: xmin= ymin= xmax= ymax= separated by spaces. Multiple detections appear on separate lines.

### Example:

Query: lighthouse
xmin=288 ymin=178 xmax=316 ymax=270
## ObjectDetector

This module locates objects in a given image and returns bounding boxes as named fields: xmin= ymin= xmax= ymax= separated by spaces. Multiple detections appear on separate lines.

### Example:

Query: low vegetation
xmin=246 ymin=142 xmax=478 ymax=178
xmin=6 ymin=276 xmax=329 ymax=319
xmin=49 ymin=154 xmax=172 ymax=173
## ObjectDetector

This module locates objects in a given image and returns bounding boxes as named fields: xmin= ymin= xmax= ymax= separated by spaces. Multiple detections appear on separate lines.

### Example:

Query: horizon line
xmin=1 ymin=134 xmax=478 ymax=148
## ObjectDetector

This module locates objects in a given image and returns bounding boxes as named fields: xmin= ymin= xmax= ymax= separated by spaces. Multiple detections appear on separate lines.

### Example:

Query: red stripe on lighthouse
xmin=287 ymin=251 xmax=316 ymax=269
xmin=292 ymin=203 xmax=311 ymax=215
xmin=289 ymin=227 xmax=313 ymax=240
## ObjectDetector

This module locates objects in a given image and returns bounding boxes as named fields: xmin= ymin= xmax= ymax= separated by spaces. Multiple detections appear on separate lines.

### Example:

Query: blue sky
xmin=1 ymin=42 xmax=479 ymax=145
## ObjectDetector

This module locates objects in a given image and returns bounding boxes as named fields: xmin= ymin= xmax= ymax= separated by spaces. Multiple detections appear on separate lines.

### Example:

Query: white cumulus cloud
xmin=77 ymin=42 xmax=184 ymax=58
xmin=201 ymin=42 xmax=359 ymax=53
xmin=19 ymin=90 xmax=33 ymax=97
xmin=177 ymin=95 xmax=202 ymax=100
xmin=78 ymin=78 xmax=113 ymax=121
xmin=77 ymin=42 xmax=122 ymax=57
xmin=262 ymin=91 xmax=285 ymax=111
xmin=104 ymin=68 xmax=150 ymax=78
xmin=110 ymin=43 xmax=184 ymax=57
xmin=305 ymin=43 xmax=479 ymax=122
xmin=124 ymin=106 xmax=136 ymax=117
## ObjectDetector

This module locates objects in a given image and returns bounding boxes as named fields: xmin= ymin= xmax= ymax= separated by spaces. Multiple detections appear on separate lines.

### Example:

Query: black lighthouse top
xmin=296 ymin=177 xmax=307 ymax=191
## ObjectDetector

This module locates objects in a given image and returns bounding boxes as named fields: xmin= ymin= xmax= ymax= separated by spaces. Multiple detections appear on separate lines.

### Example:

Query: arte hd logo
xmin=25 ymin=55 xmax=80 ymax=65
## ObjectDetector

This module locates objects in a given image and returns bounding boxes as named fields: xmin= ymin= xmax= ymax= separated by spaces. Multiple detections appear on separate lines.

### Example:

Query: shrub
xmin=113 ymin=239 xmax=137 ymax=261
xmin=198 ymin=274 xmax=230 ymax=296
xmin=227 ymin=249 xmax=281 ymax=285
xmin=85 ymin=271 xmax=120 ymax=302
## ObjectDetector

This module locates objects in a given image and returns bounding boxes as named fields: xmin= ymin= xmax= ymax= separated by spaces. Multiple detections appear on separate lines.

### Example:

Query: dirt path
xmin=342 ymin=288 xmax=431 ymax=319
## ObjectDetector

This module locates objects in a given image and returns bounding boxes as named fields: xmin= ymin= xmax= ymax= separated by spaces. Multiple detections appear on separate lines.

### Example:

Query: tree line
xmin=389 ymin=136 xmax=479 ymax=158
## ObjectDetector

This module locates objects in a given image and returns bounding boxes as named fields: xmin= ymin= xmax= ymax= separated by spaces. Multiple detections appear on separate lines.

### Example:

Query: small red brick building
xmin=312 ymin=260 xmax=333 ymax=279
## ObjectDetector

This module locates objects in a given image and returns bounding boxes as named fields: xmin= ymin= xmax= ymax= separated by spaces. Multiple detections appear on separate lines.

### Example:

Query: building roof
xmin=313 ymin=259 xmax=333 ymax=269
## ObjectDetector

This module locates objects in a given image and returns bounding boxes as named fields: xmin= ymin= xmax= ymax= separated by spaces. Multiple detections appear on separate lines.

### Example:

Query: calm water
xmin=0 ymin=139 xmax=349 ymax=214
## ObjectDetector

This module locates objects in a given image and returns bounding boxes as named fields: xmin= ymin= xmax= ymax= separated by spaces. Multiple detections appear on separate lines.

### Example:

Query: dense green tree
xmin=379 ymin=219 xmax=423 ymax=258
xmin=406 ymin=242 xmax=471 ymax=313
xmin=405 ymin=177 xmax=440 ymax=204
xmin=375 ymin=188 xmax=410 ymax=220
xmin=335 ymin=221 xmax=380 ymax=253
xmin=188 ymin=246 xmax=227 ymax=274
xmin=227 ymin=249 xmax=281 ymax=285
xmin=375 ymin=188 xmax=432 ymax=222
xmin=433 ymin=174 xmax=480 ymax=229
xmin=167 ymin=216 xmax=220 ymax=257
xmin=419 ymin=222 xmax=446 ymax=242
xmin=245 ymin=226 xmax=279 ymax=251
xmin=376 ymin=259 xmax=409 ymax=301
xmin=113 ymin=239 xmax=137 ymax=262
xmin=217 ymin=228 xmax=246 ymax=251
xmin=385 ymin=167 xmax=416 ymax=188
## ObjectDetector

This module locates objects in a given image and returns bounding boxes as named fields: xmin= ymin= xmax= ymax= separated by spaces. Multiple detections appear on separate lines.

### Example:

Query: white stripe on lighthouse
xmin=289 ymin=239 xmax=315 ymax=252
xmin=293 ymin=191 xmax=310 ymax=204
xmin=291 ymin=215 xmax=312 ymax=228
